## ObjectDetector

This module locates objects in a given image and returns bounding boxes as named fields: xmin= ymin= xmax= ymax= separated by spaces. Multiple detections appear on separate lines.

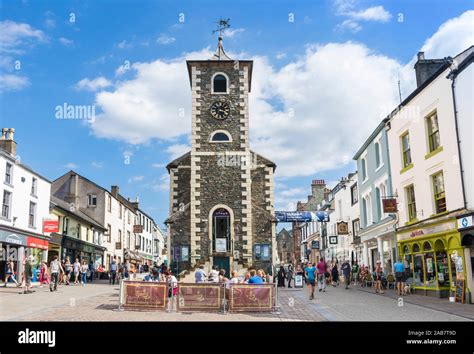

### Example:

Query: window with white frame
xmin=380 ymin=184 xmax=386 ymax=217
xmin=375 ymin=140 xmax=383 ymax=169
xmin=87 ymin=194 xmax=97 ymax=206
xmin=361 ymin=158 xmax=368 ymax=181
xmin=31 ymin=177 xmax=37 ymax=196
xmin=2 ymin=190 xmax=11 ymax=219
xmin=5 ymin=162 xmax=13 ymax=184
xmin=28 ymin=201 xmax=36 ymax=228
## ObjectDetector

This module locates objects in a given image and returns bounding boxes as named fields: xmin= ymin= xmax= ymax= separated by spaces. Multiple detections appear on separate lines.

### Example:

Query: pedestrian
xmin=88 ymin=261 xmax=94 ymax=282
xmin=144 ymin=268 xmax=160 ymax=282
xmin=123 ymin=260 xmax=130 ymax=279
xmin=277 ymin=264 xmax=286 ymax=287
xmin=316 ymin=258 xmax=327 ymax=292
xmin=304 ymin=262 xmax=317 ymax=300
xmin=341 ymin=259 xmax=351 ymax=289
xmin=49 ymin=255 xmax=63 ymax=292
xmin=80 ymin=260 xmax=88 ymax=286
xmin=331 ymin=263 xmax=339 ymax=287
xmin=351 ymin=261 xmax=359 ymax=286
xmin=22 ymin=256 xmax=35 ymax=294
xmin=248 ymin=269 xmax=263 ymax=284
xmin=208 ymin=265 xmax=219 ymax=283
xmin=394 ymin=257 xmax=405 ymax=296
xmin=39 ymin=261 xmax=49 ymax=287
xmin=257 ymin=269 xmax=266 ymax=283
xmin=228 ymin=270 xmax=240 ymax=284
xmin=166 ymin=270 xmax=178 ymax=299
xmin=73 ymin=258 xmax=80 ymax=284
xmin=195 ymin=264 xmax=207 ymax=283
xmin=64 ymin=257 xmax=72 ymax=285
xmin=243 ymin=271 xmax=251 ymax=284
xmin=287 ymin=263 xmax=294 ymax=288
xmin=109 ymin=257 xmax=117 ymax=285
xmin=4 ymin=258 xmax=20 ymax=287
xmin=374 ymin=260 xmax=384 ymax=294
xmin=218 ymin=269 xmax=229 ymax=283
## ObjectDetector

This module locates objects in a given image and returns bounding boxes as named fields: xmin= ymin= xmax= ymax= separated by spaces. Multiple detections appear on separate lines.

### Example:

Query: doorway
xmin=212 ymin=208 xmax=230 ymax=252
xmin=213 ymin=256 xmax=230 ymax=278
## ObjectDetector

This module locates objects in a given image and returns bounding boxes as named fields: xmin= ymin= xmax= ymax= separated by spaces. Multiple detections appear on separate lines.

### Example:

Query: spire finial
xmin=210 ymin=17 xmax=232 ymax=61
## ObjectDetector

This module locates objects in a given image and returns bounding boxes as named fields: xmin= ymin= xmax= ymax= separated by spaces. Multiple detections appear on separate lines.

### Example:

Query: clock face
xmin=210 ymin=101 xmax=230 ymax=119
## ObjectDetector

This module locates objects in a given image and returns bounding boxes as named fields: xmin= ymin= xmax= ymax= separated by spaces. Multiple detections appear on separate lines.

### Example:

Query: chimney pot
xmin=8 ymin=128 xmax=15 ymax=141
xmin=417 ymin=52 xmax=425 ymax=61
xmin=1 ymin=128 xmax=7 ymax=140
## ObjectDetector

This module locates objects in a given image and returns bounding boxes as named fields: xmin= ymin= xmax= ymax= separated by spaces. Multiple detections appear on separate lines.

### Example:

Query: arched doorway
xmin=208 ymin=205 xmax=234 ymax=277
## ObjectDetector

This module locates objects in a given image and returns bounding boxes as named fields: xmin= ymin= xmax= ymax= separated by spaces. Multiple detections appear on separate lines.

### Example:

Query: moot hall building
xmin=165 ymin=35 xmax=276 ymax=276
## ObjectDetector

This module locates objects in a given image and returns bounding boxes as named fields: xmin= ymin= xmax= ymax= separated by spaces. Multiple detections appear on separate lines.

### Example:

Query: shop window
xmin=2 ymin=190 xmax=11 ymax=219
xmin=436 ymin=249 xmax=449 ymax=287
xmin=254 ymin=244 xmax=271 ymax=261
xmin=413 ymin=254 xmax=424 ymax=286
xmin=412 ymin=243 xmax=420 ymax=253
xmin=425 ymin=252 xmax=436 ymax=288
xmin=403 ymin=245 xmax=410 ymax=255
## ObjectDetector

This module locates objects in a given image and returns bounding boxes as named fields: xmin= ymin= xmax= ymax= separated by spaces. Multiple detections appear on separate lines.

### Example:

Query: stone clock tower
xmin=166 ymin=34 xmax=276 ymax=276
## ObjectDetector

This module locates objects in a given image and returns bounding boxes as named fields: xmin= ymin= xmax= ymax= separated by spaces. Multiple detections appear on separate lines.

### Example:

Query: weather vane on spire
xmin=213 ymin=18 xmax=230 ymax=37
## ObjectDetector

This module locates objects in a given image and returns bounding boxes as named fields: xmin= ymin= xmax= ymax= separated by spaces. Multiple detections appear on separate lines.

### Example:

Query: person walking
xmin=64 ymin=257 xmax=72 ymax=285
xmin=195 ymin=264 xmax=207 ymax=283
xmin=22 ymin=256 xmax=35 ymax=294
xmin=331 ymin=262 xmax=339 ymax=287
xmin=316 ymin=258 xmax=327 ymax=292
xmin=394 ymin=257 xmax=405 ymax=296
xmin=72 ymin=258 xmax=80 ymax=284
xmin=351 ymin=261 xmax=359 ymax=286
xmin=341 ymin=259 xmax=351 ymax=289
xmin=39 ymin=261 xmax=49 ymax=287
xmin=304 ymin=262 xmax=317 ymax=300
xmin=4 ymin=258 xmax=19 ymax=287
xmin=374 ymin=260 xmax=384 ymax=294
xmin=287 ymin=263 xmax=294 ymax=288
xmin=49 ymin=255 xmax=63 ymax=292
xmin=88 ymin=261 xmax=94 ymax=283
xmin=277 ymin=264 xmax=286 ymax=287
xmin=80 ymin=260 xmax=88 ymax=286
xmin=109 ymin=257 xmax=117 ymax=285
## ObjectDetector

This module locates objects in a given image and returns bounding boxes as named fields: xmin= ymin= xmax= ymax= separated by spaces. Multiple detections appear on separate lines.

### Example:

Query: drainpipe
xmin=449 ymin=67 xmax=467 ymax=210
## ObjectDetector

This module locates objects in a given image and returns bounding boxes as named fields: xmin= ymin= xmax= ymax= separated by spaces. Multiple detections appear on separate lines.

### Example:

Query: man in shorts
xmin=394 ymin=257 xmax=406 ymax=296
xmin=305 ymin=262 xmax=317 ymax=300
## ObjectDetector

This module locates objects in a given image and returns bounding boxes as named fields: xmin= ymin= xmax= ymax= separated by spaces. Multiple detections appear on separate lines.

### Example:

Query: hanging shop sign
xmin=43 ymin=220 xmax=59 ymax=233
xmin=337 ymin=221 xmax=349 ymax=235
xmin=133 ymin=225 xmax=144 ymax=233
xmin=382 ymin=198 xmax=398 ymax=213
xmin=329 ymin=236 xmax=338 ymax=245
xmin=457 ymin=215 xmax=473 ymax=230
xmin=311 ymin=240 xmax=320 ymax=249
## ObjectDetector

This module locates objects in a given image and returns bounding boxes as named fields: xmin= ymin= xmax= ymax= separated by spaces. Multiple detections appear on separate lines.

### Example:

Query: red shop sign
xmin=43 ymin=220 xmax=59 ymax=233
xmin=27 ymin=237 xmax=49 ymax=250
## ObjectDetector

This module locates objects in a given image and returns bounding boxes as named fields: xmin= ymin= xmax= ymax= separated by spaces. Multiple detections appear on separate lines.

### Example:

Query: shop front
xmin=457 ymin=212 xmax=473 ymax=303
xmin=398 ymin=217 xmax=468 ymax=300
xmin=61 ymin=235 xmax=105 ymax=267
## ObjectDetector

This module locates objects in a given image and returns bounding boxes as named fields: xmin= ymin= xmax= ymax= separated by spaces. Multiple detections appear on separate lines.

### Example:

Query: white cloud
xmin=348 ymin=6 xmax=392 ymax=22
xmin=59 ymin=37 xmax=73 ymax=46
xmin=157 ymin=34 xmax=176 ymax=45
xmin=118 ymin=40 xmax=132 ymax=49
xmin=276 ymin=53 xmax=286 ymax=60
xmin=336 ymin=19 xmax=362 ymax=33
xmin=75 ymin=77 xmax=112 ymax=91
xmin=152 ymin=163 xmax=166 ymax=168
xmin=0 ymin=74 xmax=30 ymax=92
xmin=166 ymin=144 xmax=190 ymax=159
xmin=0 ymin=20 xmax=46 ymax=54
xmin=45 ymin=18 xmax=56 ymax=29
xmin=419 ymin=10 xmax=474 ymax=59
xmin=224 ymin=28 xmax=245 ymax=38
xmin=128 ymin=175 xmax=144 ymax=183
xmin=65 ymin=162 xmax=78 ymax=169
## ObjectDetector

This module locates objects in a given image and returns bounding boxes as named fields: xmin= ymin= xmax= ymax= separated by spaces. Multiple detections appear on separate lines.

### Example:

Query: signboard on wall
xmin=337 ymin=221 xmax=349 ymax=235
xmin=382 ymin=198 xmax=398 ymax=213
xmin=215 ymin=239 xmax=227 ymax=252
xmin=311 ymin=240 xmax=320 ymax=249
xmin=457 ymin=215 xmax=473 ymax=229
xmin=275 ymin=211 xmax=330 ymax=223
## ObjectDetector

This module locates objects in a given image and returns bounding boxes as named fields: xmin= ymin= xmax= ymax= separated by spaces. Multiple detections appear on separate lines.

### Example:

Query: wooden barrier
xmin=121 ymin=280 xmax=168 ymax=311
xmin=177 ymin=283 xmax=223 ymax=312
xmin=228 ymin=284 xmax=275 ymax=312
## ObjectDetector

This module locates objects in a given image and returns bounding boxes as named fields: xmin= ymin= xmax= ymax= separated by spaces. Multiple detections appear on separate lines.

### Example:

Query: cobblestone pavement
xmin=0 ymin=281 xmax=471 ymax=321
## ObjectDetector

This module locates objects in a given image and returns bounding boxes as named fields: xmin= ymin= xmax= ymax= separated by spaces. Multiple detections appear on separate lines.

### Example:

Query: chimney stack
xmin=414 ymin=52 xmax=447 ymax=87
xmin=111 ymin=185 xmax=119 ymax=197
xmin=0 ymin=128 xmax=17 ymax=156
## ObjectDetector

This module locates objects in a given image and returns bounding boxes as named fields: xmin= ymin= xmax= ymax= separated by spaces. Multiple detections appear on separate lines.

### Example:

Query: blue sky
xmin=1 ymin=0 xmax=473 ymax=229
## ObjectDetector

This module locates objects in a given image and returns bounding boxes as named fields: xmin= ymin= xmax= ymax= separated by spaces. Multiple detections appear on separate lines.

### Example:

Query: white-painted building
xmin=152 ymin=224 xmax=166 ymax=265
xmin=387 ymin=47 xmax=472 ymax=300
xmin=135 ymin=208 xmax=155 ymax=265
xmin=0 ymin=128 xmax=51 ymax=283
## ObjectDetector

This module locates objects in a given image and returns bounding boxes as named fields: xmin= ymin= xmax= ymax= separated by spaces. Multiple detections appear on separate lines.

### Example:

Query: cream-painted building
xmin=386 ymin=47 xmax=473 ymax=300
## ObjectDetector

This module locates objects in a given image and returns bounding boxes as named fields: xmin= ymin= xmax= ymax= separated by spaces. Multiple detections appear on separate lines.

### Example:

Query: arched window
xmin=403 ymin=245 xmax=410 ymax=255
xmin=413 ymin=243 xmax=420 ymax=253
xmin=423 ymin=241 xmax=432 ymax=251
xmin=210 ymin=130 xmax=232 ymax=142
xmin=213 ymin=74 xmax=227 ymax=93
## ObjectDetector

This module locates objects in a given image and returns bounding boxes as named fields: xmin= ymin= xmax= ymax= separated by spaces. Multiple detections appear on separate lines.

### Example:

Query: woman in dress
xmin=39 ymin=261 xmax=49 ymax=287
xmin=277 ymin=265 xmax=286 ymax=287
